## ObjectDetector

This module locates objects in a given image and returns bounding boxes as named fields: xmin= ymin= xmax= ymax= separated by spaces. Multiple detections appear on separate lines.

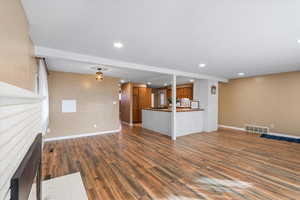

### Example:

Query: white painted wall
xmin=207 ymin=80 xmax=219 ymax=131
xmin=142 ymin=110 xmax=204 ymax=137
xmin=142 ymin=110 xmax=171 ymax=136
xmin=193 ymin=80 xmax=202 ymax=102
xmin=176 ymin=111 xmax=204 ymax=137
xmin=194 ymin=79 xmax=219 ymax=132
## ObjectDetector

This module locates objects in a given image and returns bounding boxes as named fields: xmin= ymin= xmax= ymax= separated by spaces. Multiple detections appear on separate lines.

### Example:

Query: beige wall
xmin=47 ymin=71 xmax=120 ymax=138
xmin=0 ymin=0 xmax=37 ymax=91
xmin=219 ymin=71 xmax=300 ymax=136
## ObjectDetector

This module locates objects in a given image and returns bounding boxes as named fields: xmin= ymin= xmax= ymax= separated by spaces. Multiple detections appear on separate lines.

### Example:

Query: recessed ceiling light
xmin=120 ymin=80 xmax=125 ymax=83
xmin=297 ymin=39 xmax=300 ymax=44
xmin=147 ymin=82 xmax=152 ymax=85
xmin=238 ymin=72 xmax=245 ymax=76
xmin=114 ymin=42 xmax=123 ymax=48
xmin=199 ymin=63 xmax=206 ymax=68
xmin=189 ymin=79 xmax=194 ymax=82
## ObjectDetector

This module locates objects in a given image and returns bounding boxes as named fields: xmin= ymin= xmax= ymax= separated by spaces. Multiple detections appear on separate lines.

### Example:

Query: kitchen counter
xmin=143 ymin=108 xmax=204 ymax=112
xmin=142 ymin=108 xmax=204 ymax=137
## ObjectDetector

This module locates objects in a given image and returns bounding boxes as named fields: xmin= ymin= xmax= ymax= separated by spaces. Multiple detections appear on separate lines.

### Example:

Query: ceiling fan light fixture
xmin=96 ymin=68 xmax=104 ymax=81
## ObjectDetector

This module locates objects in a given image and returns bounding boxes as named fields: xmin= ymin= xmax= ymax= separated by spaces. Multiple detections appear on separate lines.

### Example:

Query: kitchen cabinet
xmin=133 ymin=87 xmax=152 ymax=123
xmin=166 ymin=84 xmax=193 ymax=100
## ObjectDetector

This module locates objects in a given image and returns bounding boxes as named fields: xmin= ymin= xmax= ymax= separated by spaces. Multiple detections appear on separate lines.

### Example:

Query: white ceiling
xmin=22 ymin=0 xmax=300 ymax=79
xmin=46 ymin=58 xmax=193 ymax=87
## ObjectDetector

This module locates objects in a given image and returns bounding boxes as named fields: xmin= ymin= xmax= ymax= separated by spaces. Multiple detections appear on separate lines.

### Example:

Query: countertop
xmin=143 ymin=108 xmax=204 ymax=112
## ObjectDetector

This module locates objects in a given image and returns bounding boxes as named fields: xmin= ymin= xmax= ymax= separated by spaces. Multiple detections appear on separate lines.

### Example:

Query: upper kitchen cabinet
xmin=167 ymin=84 xmax=193 ymax=100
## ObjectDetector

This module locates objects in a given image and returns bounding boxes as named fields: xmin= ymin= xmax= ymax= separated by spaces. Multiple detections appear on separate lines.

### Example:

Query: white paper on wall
xmin=62 ymin=100 xmax=76 ymax=113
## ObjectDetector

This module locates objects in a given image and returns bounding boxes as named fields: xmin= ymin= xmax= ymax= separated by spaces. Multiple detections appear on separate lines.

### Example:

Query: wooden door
xmin=139 ymin=88 xmax=147 ymax=116
xmin=132 ymin=87 xmax=140 ymax=123
xmin=139 ymin=88 xmax=151 ymax=122
xmin=144 ymin=88 xmax=152 ymax=108
xmin=167 ymin=88 xmax=172 ymax=99
xmin=133 ymin=87 xmax=152 ymax=123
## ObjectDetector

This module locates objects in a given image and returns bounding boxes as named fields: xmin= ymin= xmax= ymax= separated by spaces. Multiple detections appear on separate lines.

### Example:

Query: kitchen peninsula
xmin=121 ymin=79 xmax=218 ymax=139
xmin=142 ymin=107 xmax=205 ymax=137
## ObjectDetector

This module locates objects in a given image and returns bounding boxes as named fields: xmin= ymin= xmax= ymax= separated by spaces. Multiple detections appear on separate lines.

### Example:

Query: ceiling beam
xmin=35 ymin=46 xmax=228 ymax=82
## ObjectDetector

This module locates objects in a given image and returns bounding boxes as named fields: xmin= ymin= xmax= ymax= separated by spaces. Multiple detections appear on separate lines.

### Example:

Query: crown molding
xmin=35 ymin=46 xmax=228 ymax=82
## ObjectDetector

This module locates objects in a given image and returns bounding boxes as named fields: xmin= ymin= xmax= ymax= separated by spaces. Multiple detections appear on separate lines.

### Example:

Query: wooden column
xmin=171 ymin=74 xmax=177 ymax=140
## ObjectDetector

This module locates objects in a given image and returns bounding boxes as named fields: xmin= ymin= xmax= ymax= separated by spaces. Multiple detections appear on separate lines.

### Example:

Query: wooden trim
xmin=132 ymin=83 xmax=147 ymax=88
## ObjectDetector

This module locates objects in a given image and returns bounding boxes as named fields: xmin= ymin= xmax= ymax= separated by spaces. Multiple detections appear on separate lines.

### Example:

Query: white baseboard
xmin=218 ymin=124 xmax=300 ymax=139
xmin=218 ymin=124 xmax=245 ymax=131
xmin=121 ymin=121 xmax=133 ymax=126
xmin=44 ymin=128 xmax=121 ymax=142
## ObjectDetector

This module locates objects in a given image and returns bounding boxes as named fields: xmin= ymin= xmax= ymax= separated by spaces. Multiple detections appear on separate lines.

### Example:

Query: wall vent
xmin=245 ymin=124 xmax=269 ymax=135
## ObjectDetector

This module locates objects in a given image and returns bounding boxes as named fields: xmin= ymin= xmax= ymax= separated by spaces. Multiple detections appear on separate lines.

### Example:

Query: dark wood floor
xmin=42 ymin=126 xmax=300 ymax=200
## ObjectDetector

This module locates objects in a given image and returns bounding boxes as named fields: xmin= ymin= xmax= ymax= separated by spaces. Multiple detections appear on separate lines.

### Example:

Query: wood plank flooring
xmin=42 ymin=126 xmax=300 ymax=200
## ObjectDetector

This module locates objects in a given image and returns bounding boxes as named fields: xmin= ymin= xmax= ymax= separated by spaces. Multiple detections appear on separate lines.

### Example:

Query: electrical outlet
xmin=47 ymin=128 xmax=51 ymax=133
xmin=93 ymin=124 xmax=97 ymax=128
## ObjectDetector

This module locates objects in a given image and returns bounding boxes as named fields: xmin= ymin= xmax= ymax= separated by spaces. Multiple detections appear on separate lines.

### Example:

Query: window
xmin=160 ymin=93 xmax=165 ymax=105
xmin=151 ymin=93 xmax=154 ymax=107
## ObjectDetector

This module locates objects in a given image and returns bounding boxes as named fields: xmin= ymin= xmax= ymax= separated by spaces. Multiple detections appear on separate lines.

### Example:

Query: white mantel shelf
xmin=0 ymin=82 xmax=43 ymax=106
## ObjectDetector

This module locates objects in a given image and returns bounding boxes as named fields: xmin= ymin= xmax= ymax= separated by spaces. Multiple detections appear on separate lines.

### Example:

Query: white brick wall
xmin=0 ymin=82 xmax=42 ymax=200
